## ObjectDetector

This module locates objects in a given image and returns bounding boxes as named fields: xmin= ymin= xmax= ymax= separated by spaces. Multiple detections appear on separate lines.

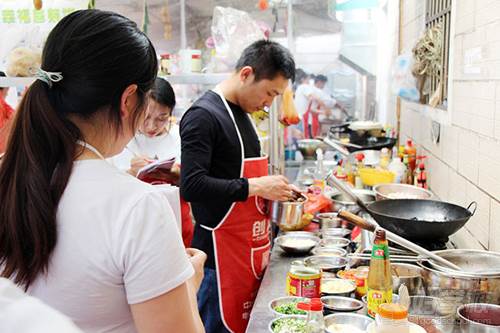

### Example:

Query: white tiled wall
xmin=395 ymin=1 xmax=500 ymax=250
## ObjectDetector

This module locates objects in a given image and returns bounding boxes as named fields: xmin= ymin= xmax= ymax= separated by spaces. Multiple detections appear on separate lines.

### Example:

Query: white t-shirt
xmin=112 ymin=124 xmax=181 ymax=171
xmin=0 ymin=278 xmax=82 ymax=333
xmin=294 ymin=83 xmax=314 ymax=117
xmin=312 ymin=86 xmax=336 ymax=109
xmin=28 ymin=160 xmax=194 ymax=333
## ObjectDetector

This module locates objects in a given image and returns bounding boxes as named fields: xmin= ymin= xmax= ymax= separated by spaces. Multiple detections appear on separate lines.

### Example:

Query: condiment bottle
xmin=388 ymin=150 xmax=406 ymax=184
xmin=367 ymin=230 xmax=393 ymax=319
xmin=313 ymin=148 xmax=326 ymax=191
xmin=379 ymin=148 xmax=390 ymax=169
xmin=404 ymin=140 xmax=417 ymax=173
xmin=354 ymin=153 xmax=365 ymax=189
xmin=297 ymin=298 xmax=325 ymax=333
xmin=414 ymin=162 xmax=428 ymax=189
xmin=374 ymin=303 xmax=410 ymax=333
xmin=402 ymin=155 xmax=411 ymax=184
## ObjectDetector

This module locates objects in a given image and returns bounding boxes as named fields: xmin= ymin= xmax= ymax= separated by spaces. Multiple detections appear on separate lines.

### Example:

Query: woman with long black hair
xmin=0 ymin=9 xmax=205 ymax=333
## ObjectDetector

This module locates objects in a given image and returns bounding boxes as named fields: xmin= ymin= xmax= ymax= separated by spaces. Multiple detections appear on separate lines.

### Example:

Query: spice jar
xmin=286 ymin=260 xmax=321 ymax=298
xmin=160 ymin=53 xmax=170 ymax=75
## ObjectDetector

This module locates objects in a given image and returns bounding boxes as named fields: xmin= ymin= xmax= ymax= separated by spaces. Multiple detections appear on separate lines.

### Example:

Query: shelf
xmin=0 ymin=73 xmax=231 ymax=88
xmin=160 ymin=73 xmax=230 ymax=85
xmin=0 ymin=77 xmax=36 ymax=87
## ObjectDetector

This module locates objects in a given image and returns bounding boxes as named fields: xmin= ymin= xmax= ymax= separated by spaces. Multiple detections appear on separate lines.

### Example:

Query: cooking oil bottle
xmin=367 ymin=229 xmax=393 ymax=318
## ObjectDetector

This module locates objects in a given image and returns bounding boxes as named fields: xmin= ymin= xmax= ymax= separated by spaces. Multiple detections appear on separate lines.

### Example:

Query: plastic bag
xmin=304 ymin=193 xmax=333 ymax=215
xmin=279 ymin=86 xmax=300 ymax=126
xmin=209 ymin=6 xmax=265 ymax=72
xmin=391 ymin=53 xmax=420 ymax=102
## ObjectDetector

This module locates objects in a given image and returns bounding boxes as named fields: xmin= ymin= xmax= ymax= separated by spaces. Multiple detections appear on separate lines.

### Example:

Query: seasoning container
xmin=372 ymin=303 xmax=411 ymax=333
xmin=366 ymin=230 xmax=393 ymax=319
xmin=297 ymin=298 xmax=325 ymax=333
xmin=287 ymin=260 xmax=321 ymax=298
xmin=354 ymin=266 xmax=369 ymax=298
xmin=160 ymin=53 xmax=170 ymax=75
xmin=191 ymin=49 xmax=202 ymax=72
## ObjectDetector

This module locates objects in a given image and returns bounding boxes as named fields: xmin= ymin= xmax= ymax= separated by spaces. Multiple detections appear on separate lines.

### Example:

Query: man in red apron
xmin=180 ymin=40 xmax=296 ymax=333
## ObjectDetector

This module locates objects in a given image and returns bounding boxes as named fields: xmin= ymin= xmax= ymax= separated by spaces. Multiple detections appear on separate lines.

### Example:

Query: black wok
xmin=367 ymin=199 xmax=476 ymax=240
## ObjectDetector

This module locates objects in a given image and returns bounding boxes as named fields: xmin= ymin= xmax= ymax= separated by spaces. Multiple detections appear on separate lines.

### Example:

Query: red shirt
xmin=0 ymin=96 xmax=14 ymax=152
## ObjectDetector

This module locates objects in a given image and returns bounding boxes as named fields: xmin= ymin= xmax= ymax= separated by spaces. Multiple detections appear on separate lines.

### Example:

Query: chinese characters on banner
xmin=0 ymin=0 xmax=88 ymax=25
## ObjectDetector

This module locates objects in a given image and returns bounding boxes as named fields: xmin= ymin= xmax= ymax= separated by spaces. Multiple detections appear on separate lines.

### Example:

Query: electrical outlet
xmin=431 ymin=121 xmax=440 ymax=144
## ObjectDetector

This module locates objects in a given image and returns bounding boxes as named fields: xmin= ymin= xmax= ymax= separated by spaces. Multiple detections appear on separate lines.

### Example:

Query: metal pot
xmin=316 ymin=212 xmax=348 ymax=230
xmin=458 ymin=303 xmax=500 ymax=333
xmin=391 ymin=263 xmax=424 ymax=295
xmin=297 ymin=139 xmax=325 ymax=160
xmin=330 ymin=189 xmax=375 ymax=214
xmin=418 ymin=260 xmax=500 ymax=314
xmin=274 ymin=195 xmax=308 ymax=232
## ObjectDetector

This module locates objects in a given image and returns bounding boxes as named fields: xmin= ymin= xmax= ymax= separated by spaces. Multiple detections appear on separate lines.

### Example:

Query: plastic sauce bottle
xmin=367 ymin=230 xmax=393 ymax=319
xmin=379 ymin=148 xmax=390 ymax=169
xmin=297 ymin=298 xmax=325 ymax=333
xmin=388 ymin=154 xmax=406 ymax=184
xmin=404 ymin=140 xmax=417 ymax=173
xmin=354 ymin=153 xmax=365 ymax=189
xmin=373 ymin=303 xmax=410 ymax=333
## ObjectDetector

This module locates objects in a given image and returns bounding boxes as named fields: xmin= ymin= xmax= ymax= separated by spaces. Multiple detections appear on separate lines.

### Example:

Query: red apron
xmin=303 ymin=101 xmax=320 ymax=139
xmin=206 ymin=89 xmax=271 ymax=333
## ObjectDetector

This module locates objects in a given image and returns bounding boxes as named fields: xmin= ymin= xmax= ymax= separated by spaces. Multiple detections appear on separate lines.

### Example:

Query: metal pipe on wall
xmin=180 ymin=0 xmax=186 ymax=49
xmin=269 ymin=97 xmax=283 ymax=176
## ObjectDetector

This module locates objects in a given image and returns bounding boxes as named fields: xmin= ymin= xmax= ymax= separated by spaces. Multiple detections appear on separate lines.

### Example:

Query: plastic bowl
xmin=359 ymin=167 xmax=395 ymax=186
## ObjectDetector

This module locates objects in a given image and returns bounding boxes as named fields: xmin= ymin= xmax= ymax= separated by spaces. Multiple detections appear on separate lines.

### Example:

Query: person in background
xmin=0 ymin=9 xmax=205 ymax=333
xmin=293 ymin=69 xmax=313 ymax=127
xmin=0 ymin=72 xmax=15 ymax=152
xmin=112 ymin=77 xmax=194 ymax=247
xmin=180 ymin=40 xmax=297 ymax=333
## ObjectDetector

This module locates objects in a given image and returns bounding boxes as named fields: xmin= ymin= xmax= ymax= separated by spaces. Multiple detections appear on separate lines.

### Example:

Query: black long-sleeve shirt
xmin=180 ymin=90 xmax=261 ymax=269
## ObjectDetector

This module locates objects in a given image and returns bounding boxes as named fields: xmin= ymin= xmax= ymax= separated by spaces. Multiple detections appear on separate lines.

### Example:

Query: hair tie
xmin=35 ymin=68 xmax=63 ymax=88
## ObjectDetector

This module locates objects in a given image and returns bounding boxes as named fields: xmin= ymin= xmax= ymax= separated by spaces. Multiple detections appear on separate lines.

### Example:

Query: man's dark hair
xmin=314 ymin=74 xmax=328 ymax=83
xmin=235 ymin=40 xmax=295 ymax=82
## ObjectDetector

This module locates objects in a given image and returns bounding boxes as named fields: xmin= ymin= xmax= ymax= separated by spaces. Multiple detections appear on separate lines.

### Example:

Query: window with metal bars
xmin=424 ymin=0 xmax=452 ymax=108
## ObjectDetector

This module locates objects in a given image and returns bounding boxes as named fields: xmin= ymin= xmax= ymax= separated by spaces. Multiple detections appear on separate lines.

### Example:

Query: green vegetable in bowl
xmin=272 ymin=317 xmax=307 ymax=333
xmin=273 ymin=301 xmax=307 ymax=315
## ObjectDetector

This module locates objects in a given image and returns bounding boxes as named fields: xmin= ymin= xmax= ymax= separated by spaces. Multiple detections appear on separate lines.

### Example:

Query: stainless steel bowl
xmin=418 ymin=260 xmax=500 ymax=313
xmin=268 ymin=315 xmax=306 ymax=333
xmin=408 ymin=296 xmax=455 ymax=333
xmin=458 ymin=303 xmax=500 ymax=333
xmin=320 ymin=237 xmax=351 ymax=249
xmin=268 ymin=296 xmax=307 ymax=317
xmin=321 ymin=296 xmax=364 ymax=314
xmin=321 ymin=278 xmax=356 ymax=297
xmin=324 ymin=313 xmax=374 ymax=333
xmin=297 ymin=139 xmax=325 ymax=160
xmin=311 ymin=246 xmax=347 ymax=257
xmin=322 ymin=228 xmax=352 ymax=239
xmin=330 ymin=189 xmax=375 ymax=213
xmin=373 ymin=183 xmax=434 ymax=201
xmin=275 ymin=195 xmax=308 ymax=232
xmin=391 ymin=263 xmax=424 ymax=295
xmin=316 ymin=212 xmax=343 ymax=229
xmin=275 ymin=232 xmax=320 ymax=255
xmin=305 ymin=256 xmax=348 ymax=273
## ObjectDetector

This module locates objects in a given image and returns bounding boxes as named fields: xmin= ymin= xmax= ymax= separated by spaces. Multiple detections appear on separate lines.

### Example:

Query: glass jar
xmin=286 ymin=260 xmax=321 ymax=298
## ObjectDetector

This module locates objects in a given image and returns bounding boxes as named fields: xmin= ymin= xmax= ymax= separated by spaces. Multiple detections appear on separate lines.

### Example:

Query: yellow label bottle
xmin=367 ymin=230 xmax=393 ymax=318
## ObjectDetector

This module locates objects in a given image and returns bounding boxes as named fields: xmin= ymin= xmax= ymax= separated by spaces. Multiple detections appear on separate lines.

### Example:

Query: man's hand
xmin=248 ymin=175 xmax=300 ymax=201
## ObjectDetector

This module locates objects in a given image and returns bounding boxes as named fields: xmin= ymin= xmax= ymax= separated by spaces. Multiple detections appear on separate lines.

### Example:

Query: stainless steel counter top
xmin=246 ymin=246 xmax=299 ymax=333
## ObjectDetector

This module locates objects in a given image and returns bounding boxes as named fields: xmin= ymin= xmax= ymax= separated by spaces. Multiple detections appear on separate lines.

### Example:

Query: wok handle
xmin=338 ymin=210 xmax=377 ymax=232
xmin=382 ymin=228 xmax=462 ymax=271
xmin=467 ymin=201 xmax=478 ymax=215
